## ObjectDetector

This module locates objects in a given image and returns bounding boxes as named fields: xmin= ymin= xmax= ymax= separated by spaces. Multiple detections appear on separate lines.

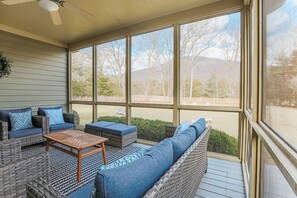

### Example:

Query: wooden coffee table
xmin=44 ymin=130 xmax=108 ymax=182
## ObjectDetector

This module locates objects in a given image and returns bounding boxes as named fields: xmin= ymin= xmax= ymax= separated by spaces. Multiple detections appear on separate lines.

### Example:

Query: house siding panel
xmin=0 ymin=31 xmax=68 ymax=114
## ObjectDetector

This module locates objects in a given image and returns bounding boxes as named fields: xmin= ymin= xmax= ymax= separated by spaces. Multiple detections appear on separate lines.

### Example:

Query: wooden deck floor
xmin=196 ymin=157 xmax=246 ymax=198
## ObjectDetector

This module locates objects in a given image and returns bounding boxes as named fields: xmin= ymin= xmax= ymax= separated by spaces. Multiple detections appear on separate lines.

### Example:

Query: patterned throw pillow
xmin=44 ymin=108 xmax=65 ymax=125
xmin=9 ymin=110 xmax=33 ymax=131
xmin=99 ymin=149 xmax=147 ymax=171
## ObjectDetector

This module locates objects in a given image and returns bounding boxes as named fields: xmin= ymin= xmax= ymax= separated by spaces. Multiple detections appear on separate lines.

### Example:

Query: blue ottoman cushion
xmin=0 ymin=108 xmax=32 ymax=131
xmin=102 ymin=124 xmax=137 ymax=136
xmin=50 ymin=123 xmax=74 ymax=132
xmin=9 ymin=127 xmax=42 ymax=139
xmin=86 ymin=121 xmax=116 ymax=131
xmin=191 ymin=118 xmax=206 ymax=138
xmin=94 ymin=139 xmax=173 ymax=198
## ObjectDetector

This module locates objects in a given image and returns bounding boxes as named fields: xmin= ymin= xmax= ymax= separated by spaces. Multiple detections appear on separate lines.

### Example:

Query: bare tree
xmin=97 ymin=39 xmax=126 ymax=96
xmin=180 ymin=17 xmax=224 ymax=98
xmin=219 ymin=18 xmax=241 ymax=99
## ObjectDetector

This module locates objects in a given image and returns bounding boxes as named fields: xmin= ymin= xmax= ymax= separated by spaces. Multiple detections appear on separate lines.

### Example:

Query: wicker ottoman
xmin=85 ymin=122 xmax=137 ymax=149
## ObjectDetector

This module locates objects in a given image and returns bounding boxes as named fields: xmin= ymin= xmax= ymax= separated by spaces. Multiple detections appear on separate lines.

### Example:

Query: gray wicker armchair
xmin=0 ymin=115 xmax=48 ymax=147
xmin=0 ymin=139 xmax=50 ymax=198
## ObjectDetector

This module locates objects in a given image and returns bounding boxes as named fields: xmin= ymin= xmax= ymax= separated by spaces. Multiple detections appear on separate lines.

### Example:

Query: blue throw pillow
xmin=174 ymin=121 xmax=190 ymax=135
xmin=99 ymin=149 xmax=147 ymax=171
xmin=169 ymin=130 xmax=196 ymax=162
xmin=44 ymin=108 xmax=65 ymax=125
xmin=9 ymin=110 xmax=33 ymax=131
xmin=191 ymin=118 xmax=206 ymax=138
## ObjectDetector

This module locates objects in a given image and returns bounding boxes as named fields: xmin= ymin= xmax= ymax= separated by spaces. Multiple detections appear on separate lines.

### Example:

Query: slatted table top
xmin=44 ymin=130 xmax=108 ymax=150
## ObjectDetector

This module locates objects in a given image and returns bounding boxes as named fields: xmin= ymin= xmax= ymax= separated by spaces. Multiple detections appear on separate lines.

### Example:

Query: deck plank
xmin=201 ymin=177 xmax=245 ymax=193
xmin=196 ymin=157 xmax=246 ymax=198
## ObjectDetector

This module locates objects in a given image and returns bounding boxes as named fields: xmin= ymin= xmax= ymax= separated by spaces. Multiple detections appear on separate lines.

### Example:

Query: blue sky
xmin=267 ymin=0 xmax=297 ymax=37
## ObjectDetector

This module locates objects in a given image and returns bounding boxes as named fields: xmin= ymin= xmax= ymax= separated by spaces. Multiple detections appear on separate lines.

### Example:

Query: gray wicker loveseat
xmin=26 ymin=119 xmax=211 ymax=198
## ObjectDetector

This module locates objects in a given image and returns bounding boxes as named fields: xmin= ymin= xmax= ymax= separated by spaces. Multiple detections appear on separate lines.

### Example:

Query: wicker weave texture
xmin=144 ymin=126 xmax=211 ymax=198
xmin=165 ymin=125 xmax=177 ymax=138
xmin=101 ymin=131 xmax=137 ymax=149
xmin=0 ymin=139 xmax=50 ymax=198
xmin=27 ymin=178 xmax=65 ymax=198
xmin=84 ymin=128 xmax=102 ymax=136
xmin=0 ymin=139 xmax=22 ymax=166
xmin=0 ymin=120 xmax=8 ymax=141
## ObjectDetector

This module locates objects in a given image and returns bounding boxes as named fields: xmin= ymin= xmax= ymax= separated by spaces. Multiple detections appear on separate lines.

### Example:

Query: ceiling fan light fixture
xmin=39 ymin=0 xmax=59 ymax=12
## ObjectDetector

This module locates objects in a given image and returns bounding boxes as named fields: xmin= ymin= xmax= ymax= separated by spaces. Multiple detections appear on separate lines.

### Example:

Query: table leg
xmin=45 ymin=140 xmax=49 ymax=151
xmin=77 ymin=150 xmax=82 ymax=182
xmin=101 ymin=143 xmax=108 ymax=165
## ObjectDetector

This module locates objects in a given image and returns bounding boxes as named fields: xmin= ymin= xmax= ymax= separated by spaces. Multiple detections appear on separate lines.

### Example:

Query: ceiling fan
xmin=1 ymin=0 xmax=93 ymax=25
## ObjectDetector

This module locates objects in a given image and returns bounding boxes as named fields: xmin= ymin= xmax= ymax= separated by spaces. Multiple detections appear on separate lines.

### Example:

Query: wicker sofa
xmin=0 ymin=108 xmax=48 ymax=147
xmin=0 ymin=139 xmax=49 ymax=197
xmin=26 ymin=121 xmax=211 ymax=198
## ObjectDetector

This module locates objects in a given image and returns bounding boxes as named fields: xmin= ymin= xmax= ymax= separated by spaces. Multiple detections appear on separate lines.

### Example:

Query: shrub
xmin=98 ymin=116 xmax=127 ymax=124
xmin=98 ymin=116 xmax=238 ymax=156
xmin=208 ymin=129 xmax=238 ymax=156
xmin=98 ymin=116 xmax=172 ymax=142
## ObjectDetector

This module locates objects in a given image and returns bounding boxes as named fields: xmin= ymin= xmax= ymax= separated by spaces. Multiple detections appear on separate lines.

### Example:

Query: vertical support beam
xmin=239 ymin=6 xmax=248 ymax=162
xmin=173 ymin=24 xmax=180 ymax=126
xmin=252 ymin=0 xmax=260 ymax=123
xmin=255 ymin=137 xmax=261 ymax=198
xmin=93 ymin=45 xmax=98 ymax=122
xmin=126 ymin=36 xmax=132 ymax=125
xmin=250 ymin=129 xmax=260 ymax=198
xmin=68 ymin=50 xmax=72 ymax=113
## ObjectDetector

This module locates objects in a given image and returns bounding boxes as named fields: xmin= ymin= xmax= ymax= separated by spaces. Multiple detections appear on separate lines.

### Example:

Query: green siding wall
xmin=0 ymin=31 xmax=68 ymax=114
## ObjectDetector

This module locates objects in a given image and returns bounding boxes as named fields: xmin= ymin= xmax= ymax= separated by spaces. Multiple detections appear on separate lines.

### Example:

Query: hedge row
xmin=97 ymin=116 xmax=238 ymax=156
xmin=98 ymin=116 xmax=172 ymax=142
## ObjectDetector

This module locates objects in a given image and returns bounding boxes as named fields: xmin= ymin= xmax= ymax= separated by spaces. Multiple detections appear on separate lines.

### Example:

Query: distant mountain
xmin=131 ymin=56 xmax=240 ymax=83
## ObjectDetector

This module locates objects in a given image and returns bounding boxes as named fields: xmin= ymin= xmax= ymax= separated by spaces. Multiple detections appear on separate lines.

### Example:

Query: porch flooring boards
xmin=196 ymin=157 xmax=246 ymax=198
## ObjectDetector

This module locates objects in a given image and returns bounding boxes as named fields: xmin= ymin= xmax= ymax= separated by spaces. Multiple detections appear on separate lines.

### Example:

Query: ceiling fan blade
xmin=64 ymin=2 xmax=93 ymax=19
xmin=50 ymin=10 xmax=62 ymax=25
xmin=1 ymin=0 xmax=35 ymax=5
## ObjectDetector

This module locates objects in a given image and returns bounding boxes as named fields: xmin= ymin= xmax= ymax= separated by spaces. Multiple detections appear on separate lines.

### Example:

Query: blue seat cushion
xmin=38 ymin=106 xmax=63 ymax=116
xmin=50 ymin=123 xmax=74 ymax=132
xmin=85 ymin=121 xmax=116 ymax=131
xmin=102 ymin=124 xmax=137 ymax=136
xmin=0 ymin=108 xmax=32 ymax=131
xmin=68 ymin=181 xmax=94 ymax=198
xmin=191 ymin=118 xmax=206 ymax=138
xmin=169 ymin=126 xmax=197 ymax=162
xmin=9 ymin=127 xmax=42 ymax=139
xmin=94 ymin=139 xmax=173 ymax=198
